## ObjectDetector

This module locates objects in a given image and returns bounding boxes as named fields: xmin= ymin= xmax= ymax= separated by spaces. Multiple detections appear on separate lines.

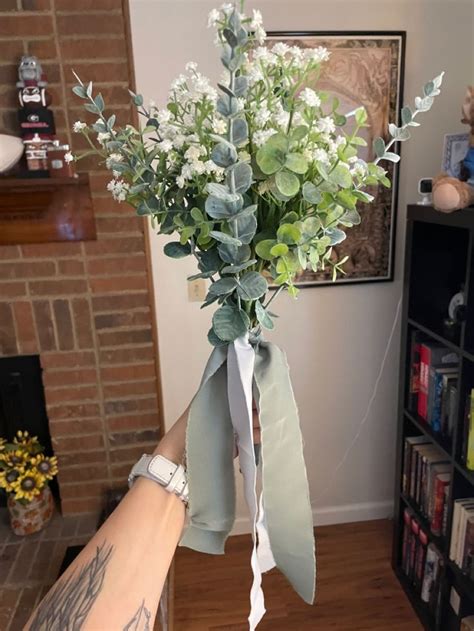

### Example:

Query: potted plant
xmin=0 ymin=431 xmax=57 ymax=536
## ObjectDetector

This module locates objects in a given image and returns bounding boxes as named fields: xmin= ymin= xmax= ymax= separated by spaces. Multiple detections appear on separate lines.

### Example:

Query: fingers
xmin=252 ymin=408 xmax=261 ymax=445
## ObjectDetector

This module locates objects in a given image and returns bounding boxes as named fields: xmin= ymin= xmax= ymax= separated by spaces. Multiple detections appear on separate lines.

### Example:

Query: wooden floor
xmin=174 ymin=520 xmax=422 ymax=631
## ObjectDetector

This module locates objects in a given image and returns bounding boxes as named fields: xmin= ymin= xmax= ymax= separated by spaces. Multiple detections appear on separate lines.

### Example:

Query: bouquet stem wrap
xmin=180 ymin=335 xmax=316 ymax=628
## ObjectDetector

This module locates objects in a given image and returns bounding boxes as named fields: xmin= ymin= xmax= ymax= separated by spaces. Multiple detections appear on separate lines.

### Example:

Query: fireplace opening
xmin=0 ymin=355 xmax=59 ymax=506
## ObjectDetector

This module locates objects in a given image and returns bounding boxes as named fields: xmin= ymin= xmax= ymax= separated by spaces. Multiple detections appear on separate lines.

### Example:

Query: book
xmin=428 ymin=366 xmax=458 ymax=431
xmin=414 ymin=528 xmax=428 ymax=592
xmin=457 ymin=506 xmax=474 ymax=567
xmin=408 ymin=330 xmax=422 ymax=410
xmin=431 ymin=472 xmax=450 ymax=535
xmin=403 ymin=436 xmax=430 ymax=495
xmin=402 ymin=508 xmax=413 ymax=576
xmin=440 ymin=374 xmax=458 ymax=436
xmin=418 ymin=343 xmax=458 ymax=420
xmin=462 ymin=515 xmax=474 ymax=574
xmin=450 ymin=499 xmax=474 ymax=564
xmin=447 ymin=384 xmax=458 ymax=438
xmin=421 ymin=543 xmax=442 ymax=605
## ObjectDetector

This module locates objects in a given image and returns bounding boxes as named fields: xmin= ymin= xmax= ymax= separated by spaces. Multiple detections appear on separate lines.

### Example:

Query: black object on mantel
xmin=392 ymin=204 xmax=474 ymax=631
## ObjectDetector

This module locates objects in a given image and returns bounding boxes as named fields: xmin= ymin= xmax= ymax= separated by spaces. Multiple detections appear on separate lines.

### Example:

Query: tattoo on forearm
xmin=123 ymin=600 xmax=151 ymax=631
xmin=28 ymin=541 xmax=114 ymax=631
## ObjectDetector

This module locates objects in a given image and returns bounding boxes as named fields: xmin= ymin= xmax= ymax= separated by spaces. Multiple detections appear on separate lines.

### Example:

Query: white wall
xmin=129 ymin=0 xmax=473 ymax=530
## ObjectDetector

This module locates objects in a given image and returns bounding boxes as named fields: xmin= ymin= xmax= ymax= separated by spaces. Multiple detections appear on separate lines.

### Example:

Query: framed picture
xmin=266 ymin=31 xmax=406 ymax=287
xmin=442 ymin=133 xmax=470 ymax=179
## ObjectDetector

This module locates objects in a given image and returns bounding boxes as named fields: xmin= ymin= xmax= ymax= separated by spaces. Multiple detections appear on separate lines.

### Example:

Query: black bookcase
xmin=392 ymin=205 xmax=474 ymax=631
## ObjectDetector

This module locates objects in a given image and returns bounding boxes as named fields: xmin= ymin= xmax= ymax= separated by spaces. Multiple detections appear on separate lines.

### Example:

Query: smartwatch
xmin=128 ymin=454 xmax=189 ymax=505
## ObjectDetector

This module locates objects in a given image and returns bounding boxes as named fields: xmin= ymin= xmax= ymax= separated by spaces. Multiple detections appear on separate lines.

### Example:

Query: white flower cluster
xmin=107 ymin=179 xmax=129 ymax=202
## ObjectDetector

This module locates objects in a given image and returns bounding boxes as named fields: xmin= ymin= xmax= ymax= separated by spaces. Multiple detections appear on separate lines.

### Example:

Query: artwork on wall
xmin=266 ymin=31 xmax=406 ymax=286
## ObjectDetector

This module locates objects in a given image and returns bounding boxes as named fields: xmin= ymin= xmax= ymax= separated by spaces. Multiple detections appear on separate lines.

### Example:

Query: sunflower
xmin=2 ymin=449 xmax=28 ymax=469
xmin=0 ymin=467 xmax=23 ymax=493
xmin=0 ymin=437 xmax=5 ymax=451
xmin=31 ymin=454 xmax=58 ymax=481
xmin=11 ymin=470 xmax=44 ymax=502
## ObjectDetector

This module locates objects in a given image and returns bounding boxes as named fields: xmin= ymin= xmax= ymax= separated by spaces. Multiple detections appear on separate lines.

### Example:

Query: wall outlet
xmin=188 ymin=278 xmax=206 ymax=302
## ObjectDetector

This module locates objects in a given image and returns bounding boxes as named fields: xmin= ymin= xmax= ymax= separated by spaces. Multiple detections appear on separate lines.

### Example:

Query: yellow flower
xmin=0 ymin=467 xmax=23 ymax=493
xmin=11 ymin=470 xmax=44 ymax=502
xmin=31 ymin=454 xmax=58 ymax=481
xmin=3 ymin=449 xmax=28 ymax=469
xmin=0 ymin=437 xmax=6 ymax=451
xmin=14 ymin=431 xmax=41 ymax=454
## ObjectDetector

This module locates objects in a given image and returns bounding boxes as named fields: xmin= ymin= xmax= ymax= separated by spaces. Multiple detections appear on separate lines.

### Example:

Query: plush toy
xmin=433 ymin=86 xmax=474 ymax=212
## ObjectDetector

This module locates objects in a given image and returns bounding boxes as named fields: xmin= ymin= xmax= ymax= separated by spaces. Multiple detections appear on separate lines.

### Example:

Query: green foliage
xmin=71 ymin=7 xmax=443 ymax=344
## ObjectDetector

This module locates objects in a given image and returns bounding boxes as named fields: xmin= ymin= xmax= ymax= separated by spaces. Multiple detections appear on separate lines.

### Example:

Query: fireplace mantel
xmin=0 ymin=174 xmax=96 ymax=245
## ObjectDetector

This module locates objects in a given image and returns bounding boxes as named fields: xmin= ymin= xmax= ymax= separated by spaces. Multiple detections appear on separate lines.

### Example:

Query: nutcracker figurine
xmin=17 ymin=55 xmax=56 ymax=176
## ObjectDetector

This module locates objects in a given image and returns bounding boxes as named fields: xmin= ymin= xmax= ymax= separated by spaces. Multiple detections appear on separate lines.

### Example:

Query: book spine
xmin=431 ymin=372 xmax=445 ymax=432
xmin=431 ymin=476 xmax=448 ymax=535
xmin=462 ymin=517 xmax=474 ymax=573
xmin=448 ymin=385 xmax=458 ymax=439
xmin=402 ymin=508 xmax=412 ymax=575
xmin=442 ymin=485 xmax=449 ymax=536
xmin=402 ymin=438 xmax=410 ymax=495
xmin=418 ymin=345 xmax=430 ymax=420
xmin=410 ymin=517 xmax=420 ymax=581
xmin=414 ymin=529 xmax=428 ymax=592
xmin=409 ymin=332 xmax=421 ymax=410
xmin=421 ymin=543 xmax=438 ymax=603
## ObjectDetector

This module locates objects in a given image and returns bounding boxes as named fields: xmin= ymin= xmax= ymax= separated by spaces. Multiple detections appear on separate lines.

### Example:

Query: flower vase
xmin=7 ymin=485 xmax=54 ymax=536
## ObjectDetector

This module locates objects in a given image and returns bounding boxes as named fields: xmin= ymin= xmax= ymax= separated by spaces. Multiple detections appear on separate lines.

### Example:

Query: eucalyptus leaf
xmin=212 ymin=305 xmax=249 ymax=342
xmin=210 ymin=231 xmax=242 ymax=246
xmin=270 ymin=243 xmax=289 ymax=257
xmin=217 ymin=94 xmax=239 ymax=117
xmin=72 ymin=85 xmax=87 ymax=98
xmin=208 ymin=328 xmax=227 ymax=347
xmin=208 ymin=277 xmax=238 ymax=296
xmin=234 ymin=75 xmax=248 ymax=97
xmin=221 ymin=259 xmax=257 ymax=274
xmin=198 ymin=248 xmax=222 ymax=273
xmin=302 ymin=181 xmax=322 ymax=204
xmin=329 ymin=164 xmax=352 ymax=188
xmin=234 ymin=212 xmax=257 ymax=244
xmin=373 ymin=137 xmax=386 ymax=158
xmin=382 ymin=151 xmax=401 ymax=163
xmin=211 ymin=142 xmax=237 ymax=168
xmin=275 ymin=170 xmax=300 ymax=197
xmin=218 ymin=243 xmax=251 ymax=264
xmin=339 ymin=208 xmax=361 ymax=226
xmin=285 ymin=153 xmax=308 ymax=174
xmin=206 ymin=183 xmax=240 ymax=202
xmin=255 ymin=301 xmax=274 ymax=330
xmin=230 ymin=162 xmax=252 ymax=194
xmin=277 ymin=223 xmax=301 ymax=245
xmin=205 ymin=195 xmax=241 ymax=219
xmin=255 ymin=239 xmax=277 ymax=261
xmin=290 ymin=125 xmax=309 ymax=143
xmin=325 ymin=227 xmax=346 ymax=245
xmin=237 ymin=272 xmax=268 ymax=300
xmin=401 ymin=106 xmax=412 ymax=125
xmin=223 ymin=27 xmax=238 ymax=48
xmin=231 ymin=118 xmax=248 ymax=146
xmin=163 ymin=241 xmax=191 ymax=258
xmin=256 ymin=145 xmax=285 ymax=175
xmin=335 ymin=190 xmax=357 ymax=210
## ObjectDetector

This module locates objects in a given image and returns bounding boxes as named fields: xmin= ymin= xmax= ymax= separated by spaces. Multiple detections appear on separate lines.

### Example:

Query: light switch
xmin=188 ymin=278 xmax=206 ymax=302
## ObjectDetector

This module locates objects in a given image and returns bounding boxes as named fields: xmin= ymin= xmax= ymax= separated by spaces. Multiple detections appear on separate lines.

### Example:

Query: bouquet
xmin=0 ymin=431 xmax=58 ymax=503
xmin=72 ymin=2 xmax=442 ymax=627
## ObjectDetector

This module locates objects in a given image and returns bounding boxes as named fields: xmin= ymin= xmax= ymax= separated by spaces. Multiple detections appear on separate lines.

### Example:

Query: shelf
xmin=0 ymin=174 xmax=96 ymax=245
xmin=408 ymin=204 xmax=474 ymax=230
xmin=404 ymin=409 xmax=453 ymax=459
xmin=400 ymin=492 xmax=447 ymax=552
xmin=407 ymin=318 xmax=462 ymax=357
xmin=395 ymin=567 xmax=437 ymax=631
xmin=447 ymin=560 xmax=474 ymax=602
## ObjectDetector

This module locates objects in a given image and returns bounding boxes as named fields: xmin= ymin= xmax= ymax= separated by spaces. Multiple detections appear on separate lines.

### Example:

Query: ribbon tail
xmin=254 ymin=341 xmax=316 ymax=605
xmin=228 ymin=336 xmax=275 ymax=630
xmin=180 ymin=346 xmax=236 ymax=554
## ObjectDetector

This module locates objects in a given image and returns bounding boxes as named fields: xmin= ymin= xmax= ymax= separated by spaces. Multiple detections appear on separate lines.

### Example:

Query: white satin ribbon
xmin=227 ymin=335 xmax=275 ymax=630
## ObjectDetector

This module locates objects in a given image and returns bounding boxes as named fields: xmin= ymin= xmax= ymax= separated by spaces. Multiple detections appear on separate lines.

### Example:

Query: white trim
xmin=230 ymin=500 xmax=394 ymax=535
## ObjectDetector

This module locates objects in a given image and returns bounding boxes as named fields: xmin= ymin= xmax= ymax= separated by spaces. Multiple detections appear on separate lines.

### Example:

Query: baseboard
xmin=230 ymin=499 xmax=394 ymax=535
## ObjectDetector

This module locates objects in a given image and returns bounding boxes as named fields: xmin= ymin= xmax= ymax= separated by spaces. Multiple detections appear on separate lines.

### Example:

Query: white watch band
xmin=128 ymin=454 xmax=189 ymax=504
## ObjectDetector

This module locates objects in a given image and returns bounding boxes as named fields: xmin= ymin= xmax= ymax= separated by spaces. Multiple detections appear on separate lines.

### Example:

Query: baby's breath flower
xmin=316 ymin=116 xmax=336 ymax=134
xmin=304 ymin=46 xmax=330 ymax=63
xmin=97 ymin=132 xmax=110 ymax=145
xmin=299 ymin=87 xmax=321 ymax=108
xmin=272 ymin=42 xmax=290 ymax=56
xmin=212 ymin=119 xmax=227 ymax=134
xmin=73 ymin=121 xmax=86 ymax=133
xmin=106 ymin=179 xmax=129 ymax=202
xmin=157 ymin=109 xmax=172 ymax=124
xmin=64 ymin=151 xmax=74 ymax=163
xmin=207 ymin=8 xmax=220 ymax=28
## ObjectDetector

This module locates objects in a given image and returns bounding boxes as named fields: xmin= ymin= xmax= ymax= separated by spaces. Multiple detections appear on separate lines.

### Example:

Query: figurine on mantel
xmin=17 ymin=55 xmax=55 ymax=177
xmin=16 ymin=55 xmax=75 ymax=178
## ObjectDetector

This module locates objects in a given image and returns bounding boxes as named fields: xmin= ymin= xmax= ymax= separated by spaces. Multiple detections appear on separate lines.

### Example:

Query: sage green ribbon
xmin=180 ymin=338 xmax=316 ymax=621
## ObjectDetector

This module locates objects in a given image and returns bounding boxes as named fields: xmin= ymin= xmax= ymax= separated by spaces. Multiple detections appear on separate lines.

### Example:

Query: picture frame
xmin=442 ymin=133 xmax=470 ymax=179
xmin=266 ymin=31 xmax=406 ymax=287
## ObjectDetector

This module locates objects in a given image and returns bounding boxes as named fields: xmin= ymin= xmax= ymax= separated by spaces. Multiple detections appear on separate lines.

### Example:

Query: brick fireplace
xmin=0 ymin=0 xmax=162 ymax=514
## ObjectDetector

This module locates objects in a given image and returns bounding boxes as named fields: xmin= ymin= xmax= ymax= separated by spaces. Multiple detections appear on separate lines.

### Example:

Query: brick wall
xmin=0 ymin=0 xmax=163 ymax=514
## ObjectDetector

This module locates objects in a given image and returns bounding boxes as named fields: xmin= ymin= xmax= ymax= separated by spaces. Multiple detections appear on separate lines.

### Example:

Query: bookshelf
xmin=392 ymin=205 xmax=474 ymax=631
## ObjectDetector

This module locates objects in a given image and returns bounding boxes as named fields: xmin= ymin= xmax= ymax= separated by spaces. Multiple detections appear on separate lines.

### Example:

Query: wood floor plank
xmin=174 ymin=519 xmax=422 ymax=630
